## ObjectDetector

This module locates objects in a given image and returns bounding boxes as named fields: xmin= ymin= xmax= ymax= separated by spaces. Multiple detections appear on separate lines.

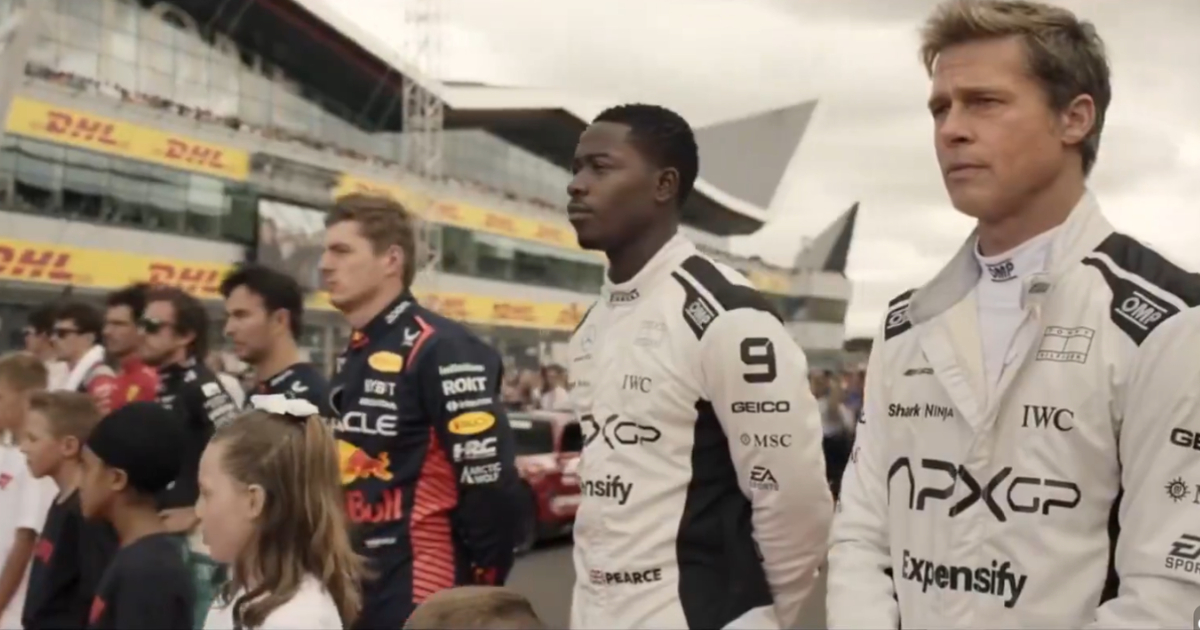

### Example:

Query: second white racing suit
xmin=827 ymin=193 xmax=1200 ymax=628
xmin=569 ymin=234 xmax=833 ymax=629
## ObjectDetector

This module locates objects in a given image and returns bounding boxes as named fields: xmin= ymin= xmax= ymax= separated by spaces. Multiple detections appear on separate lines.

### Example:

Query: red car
xmin=509 ymin=410 xmax=582 ymax=553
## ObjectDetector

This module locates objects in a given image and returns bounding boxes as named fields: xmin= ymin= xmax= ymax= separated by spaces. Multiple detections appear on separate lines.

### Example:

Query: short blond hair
xmin=404 ymin=587 xmax=543 ymax=630
xmin=28 ymin=391 xmax=101 ymax=443
xmin=326 ymin=193 xmax=419 ymax=287
xmin=919 ymin=0 xmax=1111 ymax=174
xmin=0 ymin=352 xmax=48 ymax=392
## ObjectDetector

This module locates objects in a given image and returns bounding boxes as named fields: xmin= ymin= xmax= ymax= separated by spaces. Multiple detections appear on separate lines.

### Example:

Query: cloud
xmin=332 ymin=0 xmax=1200 ymax=338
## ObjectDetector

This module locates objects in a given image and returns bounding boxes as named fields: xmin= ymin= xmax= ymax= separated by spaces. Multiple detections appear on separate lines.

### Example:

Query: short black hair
xmin=592 ymin=103 xmax=699 ymax=204
xmin=219 ymin=264 xmax=305 ymax=339
xmin=55 ymin=301 xmax=103 ymax=339
xmin=27 ymin=302 xmax=59 ymax=335
xmin=146 ymin=287 xmax=209 ymax=360
xmin=106 ymin=283 xmax=151 ymax=321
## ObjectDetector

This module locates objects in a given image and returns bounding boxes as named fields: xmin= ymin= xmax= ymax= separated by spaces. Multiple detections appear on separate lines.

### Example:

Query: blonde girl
xmin=197 ymin=396 xmax=364 ymax=630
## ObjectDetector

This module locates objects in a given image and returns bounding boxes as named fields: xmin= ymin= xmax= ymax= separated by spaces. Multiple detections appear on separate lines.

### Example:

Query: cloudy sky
xmin=332 ymin=0 xmax=1200 ymax=337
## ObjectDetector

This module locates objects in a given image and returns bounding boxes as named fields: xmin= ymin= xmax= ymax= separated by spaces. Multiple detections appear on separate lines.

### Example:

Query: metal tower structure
xmin=400 ymin=0 xmax=445 ymax=279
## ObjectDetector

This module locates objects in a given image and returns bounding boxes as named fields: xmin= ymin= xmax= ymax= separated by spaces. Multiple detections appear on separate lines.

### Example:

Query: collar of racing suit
xmin=600 ymin=233 xmax=696 ymax=306
xmin=158 ymin=355 xmax=198 ymax=379
xmin=349 ymin=291 xmax=416 ymax=348
xmin=906 ymin=191 xmax=1113 ymax=325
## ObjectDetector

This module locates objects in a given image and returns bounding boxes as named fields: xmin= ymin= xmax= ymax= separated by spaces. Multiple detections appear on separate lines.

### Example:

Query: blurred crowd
xmin=25 ymin=63 xmax=563 ymax=213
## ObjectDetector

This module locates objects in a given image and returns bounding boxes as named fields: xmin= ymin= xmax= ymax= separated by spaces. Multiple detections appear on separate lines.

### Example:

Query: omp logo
xmin=901 ymin=550 xmax=1027 ymax=608
xmin=985 ymin=259 xmax=1016 ymax=282
xmin=148 ymin=263 xmax=222 ymax=296
xmin=1117 ymin=291 xmax=1168 ymax=330
xmin=0 ymin=246 xmax=73 ymax=282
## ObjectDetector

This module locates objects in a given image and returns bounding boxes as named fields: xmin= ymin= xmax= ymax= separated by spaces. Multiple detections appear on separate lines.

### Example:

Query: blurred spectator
xmin=23 ymin=304 xmax=67 ymax=390
xmin=538 ymin=365 xmax=571 ymax=411
xmin=52 ymin=302 xmax=119 ymax=414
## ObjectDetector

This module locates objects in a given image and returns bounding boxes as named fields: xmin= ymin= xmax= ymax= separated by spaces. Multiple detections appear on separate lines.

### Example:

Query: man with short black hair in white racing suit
xmin=827 ymin=2 xmax=1200 ymax=628
xmin=566 ymin=103 xmax=832 ymax=629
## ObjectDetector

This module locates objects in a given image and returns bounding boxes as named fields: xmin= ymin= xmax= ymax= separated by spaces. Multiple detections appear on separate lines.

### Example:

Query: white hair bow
xmin=249 ymin=394 xmax=320 ymax=419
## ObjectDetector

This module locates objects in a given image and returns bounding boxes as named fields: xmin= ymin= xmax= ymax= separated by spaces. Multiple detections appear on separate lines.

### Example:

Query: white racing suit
xmin=827 ymin=193 xmax=1200 ymax=628
xmin=569 ymin=234 xmax=832 ymax=629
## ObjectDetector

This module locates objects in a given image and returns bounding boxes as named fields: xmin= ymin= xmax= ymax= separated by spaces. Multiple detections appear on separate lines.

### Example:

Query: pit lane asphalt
xmin=509 ymin=539 xmax=828 ymax=628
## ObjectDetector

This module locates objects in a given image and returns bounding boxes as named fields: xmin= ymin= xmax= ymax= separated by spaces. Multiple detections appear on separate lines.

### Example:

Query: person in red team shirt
xmin=49 ymin=302 xmax=119 ymax=413
xmin=102 ymin=284 xmax=159 ymax=408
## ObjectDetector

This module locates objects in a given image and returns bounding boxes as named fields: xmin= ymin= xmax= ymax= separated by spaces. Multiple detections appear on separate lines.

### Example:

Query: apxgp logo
xmin=581 ymin=413 xmax=660 ymax=449
xmin=888 ymin=457 xmax=1081 ymax=522
xmin=901 ymin=550 xmax=1027 ymax=608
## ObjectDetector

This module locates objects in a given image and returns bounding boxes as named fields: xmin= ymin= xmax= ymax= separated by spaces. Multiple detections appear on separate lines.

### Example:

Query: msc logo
xmin=448 ymin=412 xmax=496 ymax=436
xmin=740 ymin=433 xmax=793 ymax=448
xmin=367 ymin=352 xmax=404 ymax=373
xmin=731 ymin=400 xmax=790 ymax=414
xmin=1021 ymin=405 xmax=1074 ymax=432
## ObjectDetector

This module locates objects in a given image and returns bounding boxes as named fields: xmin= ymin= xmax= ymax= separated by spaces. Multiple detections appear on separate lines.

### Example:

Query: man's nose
xmin=937 ymin=103 xmax=973 ymax=147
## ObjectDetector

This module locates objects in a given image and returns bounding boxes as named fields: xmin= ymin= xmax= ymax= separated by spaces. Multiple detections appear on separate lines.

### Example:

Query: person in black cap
xmin=77 ymin=402 xmax=195 ymax=629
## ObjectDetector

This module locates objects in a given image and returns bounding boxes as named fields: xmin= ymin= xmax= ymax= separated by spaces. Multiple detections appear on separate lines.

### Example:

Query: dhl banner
xmin=334 ymin=174 xmax=596 ymax=256
xmin=0 ymin=238 xmax=588 ymax=332
xmin=4 ymin=97 xmax=250 ymax=181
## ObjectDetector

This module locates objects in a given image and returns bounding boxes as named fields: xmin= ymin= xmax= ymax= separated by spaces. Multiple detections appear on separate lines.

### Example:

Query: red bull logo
xmin=338 ymin=440 xmax=393 ymax=485
xmin=345 ymin=488 xmax=403 ymax=524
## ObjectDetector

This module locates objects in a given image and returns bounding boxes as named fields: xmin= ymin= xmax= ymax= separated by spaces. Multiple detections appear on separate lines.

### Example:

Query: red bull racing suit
xmin=330 ymin=293 xmax=520 ymax=628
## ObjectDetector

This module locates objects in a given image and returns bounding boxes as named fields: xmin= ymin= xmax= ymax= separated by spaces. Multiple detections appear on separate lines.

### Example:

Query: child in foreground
xmin=199 ymin=395 xmax=364 ymax=630
xmin=19 ymin=392 xmax=117 ymax=630
xmin=0 ymin=353 xmax=57 ymax=630
xmin=78 ymin=401 xmax=195 ymax=629
xmin=403 ymin=586 xmax=545 ymax=630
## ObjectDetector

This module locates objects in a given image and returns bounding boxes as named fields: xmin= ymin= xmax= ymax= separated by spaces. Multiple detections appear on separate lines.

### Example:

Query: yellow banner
xmin=0 ymin=238 xmax=588 ymax=332
xmin=749 ymin=269 xmax=791 ymax=295
xmin=4 ymin=97 xmax=250 ymax=181
xmin=334 ymin=174 xmax=592 ymax=255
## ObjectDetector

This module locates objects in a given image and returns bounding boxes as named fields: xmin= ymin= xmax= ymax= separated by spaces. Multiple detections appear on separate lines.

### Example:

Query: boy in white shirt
xmin=0 ymin=353 xmax=57 ymax=630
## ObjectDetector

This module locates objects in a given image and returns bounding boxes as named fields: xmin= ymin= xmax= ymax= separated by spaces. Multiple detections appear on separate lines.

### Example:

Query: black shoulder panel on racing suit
xmin=1082 ymin=232 xmax=1200 ymax=345
xmin=573 ymin=302 xmax=597 ymax=335
xmin=670 ymin=255 xmax=781 ymax=341
xmin=883 ymin=289 xmax=916 ymax=342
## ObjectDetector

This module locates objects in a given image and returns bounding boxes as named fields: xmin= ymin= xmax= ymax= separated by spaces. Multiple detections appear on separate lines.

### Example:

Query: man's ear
xmin=61 ymin=435 xmax=80 ymax=459
xmin=1059 ymin=93 xmax=1096 ymax=148
xmin=110 ymin=467 xmax=130 ymax=492
xmin=653 ymin=168 xmax=680 ymax=205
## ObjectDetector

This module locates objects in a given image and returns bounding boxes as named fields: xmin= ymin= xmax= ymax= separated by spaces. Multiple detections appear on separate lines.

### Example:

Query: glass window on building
xmin=0 ymin=138 xmax=247 ymax=242
xmin=438 ymin=226 xmax=604 ymax=294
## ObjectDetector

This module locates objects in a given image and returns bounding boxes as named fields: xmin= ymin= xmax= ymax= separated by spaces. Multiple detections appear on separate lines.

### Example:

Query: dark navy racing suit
xmin=155 ymin=357 xmax=238 ymax=509
xmin=330 ymin=293 xmax=520 ymax=628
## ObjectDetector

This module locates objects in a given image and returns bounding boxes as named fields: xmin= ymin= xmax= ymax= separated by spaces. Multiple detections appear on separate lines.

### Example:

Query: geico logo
xmin=901 ymin=550 xmax=1027 ymax=609
xmin=345 ymin=488 xmax=403 ymax=524
xmin=588 ymin=567 xmax=663 ymax=586
xmin=580 ymin=413 xmax=660 ymax=448
xmin=442 ymin=376 xmax=487 ymax=396
xmin=731 ymin=400 xmax=790 ymax=414
xmin=447 ymin=412 xmax=496 ymax=436
xmin=887 ymin=457 xmax=1081 ymax=522
xmin=453 ymin=437 xmax=497 ymax=462
xmin=334 ymin=412 xmax=398 ymax=437
xmin=1170 ymin=427 xmax=1200 ymax=451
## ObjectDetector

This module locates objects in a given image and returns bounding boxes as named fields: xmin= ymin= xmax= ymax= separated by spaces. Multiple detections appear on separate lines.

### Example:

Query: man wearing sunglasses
xmin=51 ymin=301 xmax=120 ymax=414
xmin=140 ymin=286 xmax=239 ymax=534
xmin=22 ymin=303 xmax=67 ymax=390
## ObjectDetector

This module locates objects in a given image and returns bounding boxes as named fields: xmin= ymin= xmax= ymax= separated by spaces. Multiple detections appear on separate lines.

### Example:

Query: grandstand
xmin=0 ymin=0 xmax=857 ymax=371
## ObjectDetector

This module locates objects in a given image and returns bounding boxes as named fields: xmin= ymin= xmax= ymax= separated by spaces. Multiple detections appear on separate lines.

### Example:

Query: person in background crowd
xmin=828 ymin=1 xmax=1200 ymax=627
xmin=219 ymin=264 xmax=330 ymax=415
xmin=51 ymin=302 xmax=119 ymax=414
xmin=78 ymin=402 xmax=194 ymax=629
xmin=841 ymin=368 xmax=865 ymax=422
xmin=537 ymin=365 xmax=570 ymax=411
xmin=140 ymin=287 xmax=238 ymax=535
xmin=19 ymin=392 xmax=116 ymax=630
xmin=500 ymin=372 xmax=524 ymax=411
xmin=0 ymin=354 xmax=55 ymax=630
xmin=565 ymin=103 xmax=831 ymax=629
xmin=198 ymin=397 xmax=364 ymax=630
xmin=321 ymin=193 xmax=520 ymax=629
xmin=404 ymin=586 xmax=545 ymax=630
xmin=102 ymin=284 xmax=159 ymax=409
xmin=205 ymin=353 xmax=247 ymax=409
xmin=23 ymin=304 xmax=67 ymax=391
